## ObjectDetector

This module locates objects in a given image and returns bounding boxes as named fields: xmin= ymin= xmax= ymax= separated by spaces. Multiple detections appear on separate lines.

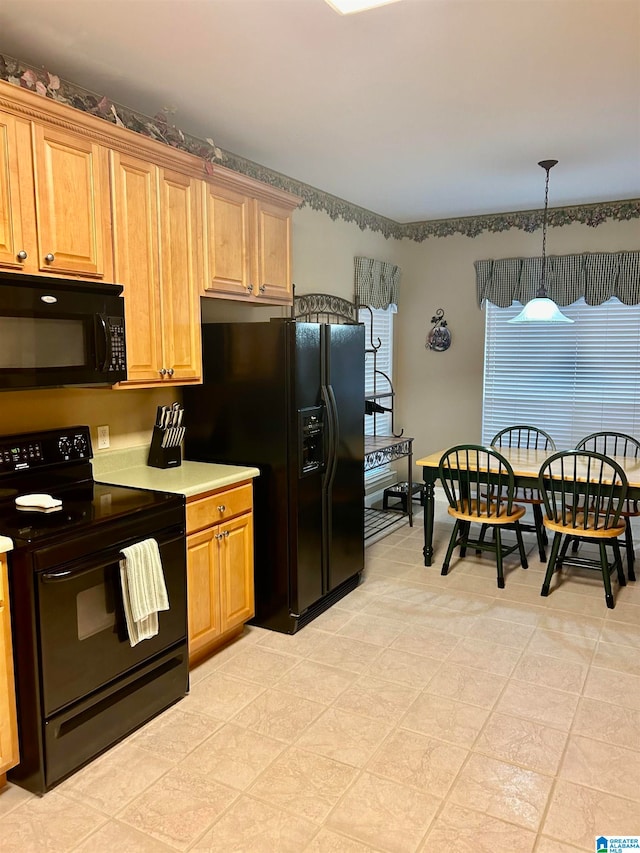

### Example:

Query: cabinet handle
xmin=215 ymin=532 xmax=223 ymax=540
xmin=259 ymin=284 xmax=266 ymax=293
xmin=223 ymin=530 xmax=230 ymax=538
xmin=247 ymin=284 xmax=253 ymax=293
xmin=17 ymin=250 xmax=28 ymax=261
xmin=45 ymin=253 xmax=55 ymax=263
xmin=217 ymin=505 xmax=226 ymax=512
xmin=167 ymin=368 xmax=174 ymax=377
xmin=159 ymin=368 xmax=167 ymax=376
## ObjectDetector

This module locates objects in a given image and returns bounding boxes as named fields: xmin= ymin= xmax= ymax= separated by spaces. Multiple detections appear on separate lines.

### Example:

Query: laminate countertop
xmin=93 ymin=447 xmax=259 ymax=499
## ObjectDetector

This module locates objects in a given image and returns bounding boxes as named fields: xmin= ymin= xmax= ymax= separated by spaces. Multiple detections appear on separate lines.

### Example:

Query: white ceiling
xmin=0 ymin=0 xmax=638 ymax=222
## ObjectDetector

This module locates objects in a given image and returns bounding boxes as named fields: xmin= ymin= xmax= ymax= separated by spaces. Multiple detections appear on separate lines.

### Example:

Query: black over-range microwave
xmin=0 ymin=271 xmax=127 ymax=391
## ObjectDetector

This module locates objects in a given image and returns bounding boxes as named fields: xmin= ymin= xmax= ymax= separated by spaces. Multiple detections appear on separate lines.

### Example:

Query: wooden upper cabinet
xmin=203 ymin=173 xmax=299 ymax=305
xmin=204 ymin=182 xmax=252 ymax=298
xmin=157 ymin=168 xmax=202 ymax=383
xmin=0 ymin=553 xmax=19 ymax=778
xmin=256 ymin=199 xmax=293 ymax=302
xmin=111 ymin=151 xmax=163 ymax=383
xmin=0 ymin=79 xmax=299 ymax=325
xmin=0 ymin=113 xmax=26 ymax=270
xmin=0 ymin=108 xmax=112 ymax=279
xmin=31 ymin=123 xmax=113 ymax=279
xmin=111 ymin=152 xmax=201 ymax=387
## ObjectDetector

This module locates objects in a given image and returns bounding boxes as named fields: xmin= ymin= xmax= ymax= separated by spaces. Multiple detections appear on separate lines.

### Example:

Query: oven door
xmin=36 ymin=524 xmax=186 ymax=716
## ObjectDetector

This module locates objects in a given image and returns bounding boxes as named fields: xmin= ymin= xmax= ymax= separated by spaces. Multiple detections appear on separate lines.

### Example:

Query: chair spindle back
xmin=538 ymin=450 xmax=628 ymax=532
xmin=439 ymin=445 xmax=517 ymax=519
xmin=492 ymin=425 xmax=556 ymax=451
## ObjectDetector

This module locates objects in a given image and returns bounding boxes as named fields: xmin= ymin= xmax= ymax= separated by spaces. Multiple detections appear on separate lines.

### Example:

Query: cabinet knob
xmin=45 ymin=253 xmax=55 ymax=263
xmin=259 ymin=284 xmax=266 ymax=293
xmin=217 ymin=505 xmax=226 ymax=512
xmin=167 ymin=368 xmax=175 ymax=377
xmin=215 ymin=532 xmax=223 ymax=541
xmin=223 ymin=530 xmax=230 ymax=538
xmin=17 ymin=250 xmax=28 ymax=261
xmin=159 ymin=368 xmax=167 ymax=376
xmin=247 ymin=284 xmax=253 ymax=293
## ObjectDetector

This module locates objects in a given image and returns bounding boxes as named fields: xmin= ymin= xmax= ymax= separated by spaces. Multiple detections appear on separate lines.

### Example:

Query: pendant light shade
xmin=509 ymin=160 xmax=573 ymax=324
xmin=509 ymin=296 xmax=573 ymax=323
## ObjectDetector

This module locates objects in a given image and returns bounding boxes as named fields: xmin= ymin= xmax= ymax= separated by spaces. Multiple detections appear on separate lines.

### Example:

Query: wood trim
xmin=0 ymin=81 xmax=300 ymax=209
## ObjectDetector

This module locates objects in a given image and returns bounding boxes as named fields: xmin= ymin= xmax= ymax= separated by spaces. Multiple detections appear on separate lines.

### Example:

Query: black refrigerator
xmin=183 ymin=318 xmax=365 ymax=633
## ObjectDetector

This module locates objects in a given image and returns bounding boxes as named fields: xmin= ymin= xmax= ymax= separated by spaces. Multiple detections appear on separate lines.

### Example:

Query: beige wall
xmin=292 ymin=206 xmax=403 ymax=300
xmin=0 ymin=386 xmax=178 ymax=453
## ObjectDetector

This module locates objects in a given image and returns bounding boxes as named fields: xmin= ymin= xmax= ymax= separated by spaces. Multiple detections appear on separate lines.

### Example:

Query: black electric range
xmin=1 ymin=426 xmax=189 ymax=795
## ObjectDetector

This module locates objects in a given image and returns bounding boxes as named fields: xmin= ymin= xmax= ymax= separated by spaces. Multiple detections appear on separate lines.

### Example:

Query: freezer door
xmin=291 ymin=323 xmax=324 ymax=614
xmin=322 ymin=323 xmax=365 ymax=591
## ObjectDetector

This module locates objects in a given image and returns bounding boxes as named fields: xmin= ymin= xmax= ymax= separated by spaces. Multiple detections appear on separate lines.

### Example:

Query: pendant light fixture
xmin=509 ymin=159 xmax=573 ymax=324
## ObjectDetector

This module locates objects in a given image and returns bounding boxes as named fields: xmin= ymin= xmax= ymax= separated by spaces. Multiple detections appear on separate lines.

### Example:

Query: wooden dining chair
xmin=574 ymin=432 xmax=639 ymax=582
xmin=438 ymin=445 xmax=528 ymax=588
xmin=482 ymin=425 xmax=557 ymax=562
xmin=538 ymin=450 xmax=628 ymax=609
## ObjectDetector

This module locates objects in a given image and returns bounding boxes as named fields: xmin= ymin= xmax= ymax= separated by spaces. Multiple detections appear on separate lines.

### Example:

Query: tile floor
xmin=2 ymin=499 xmax=640 ymax=852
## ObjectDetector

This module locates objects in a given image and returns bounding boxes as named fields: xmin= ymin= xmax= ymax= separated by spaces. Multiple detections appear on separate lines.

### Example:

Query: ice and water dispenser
xmin=298 ymin=405 xmax=325 ymax=476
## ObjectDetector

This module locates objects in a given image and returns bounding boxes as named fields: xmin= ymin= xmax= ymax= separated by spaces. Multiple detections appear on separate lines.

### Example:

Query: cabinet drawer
xmin=187 ymin=483 xmax=252 ymax=534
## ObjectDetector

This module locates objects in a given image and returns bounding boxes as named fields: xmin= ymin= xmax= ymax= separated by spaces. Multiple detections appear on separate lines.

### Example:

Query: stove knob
xmin=74 ymin=434 xmax=88 ymax=456
xmin=58 ymin=437 xmax=71 ymax=457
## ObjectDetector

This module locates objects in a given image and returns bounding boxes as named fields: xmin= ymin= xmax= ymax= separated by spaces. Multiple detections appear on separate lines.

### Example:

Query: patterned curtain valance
xmin=354 ymin=256 xmax=401 ymax=309
xmin=476 ymin=250 xmax=640 ymax=308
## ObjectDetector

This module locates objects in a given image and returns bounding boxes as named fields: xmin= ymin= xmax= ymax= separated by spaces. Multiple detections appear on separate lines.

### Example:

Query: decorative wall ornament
xmin=426 ymin=309 xmax=451 ymax=352
xmin=1 ymin=51 xmax=638 ymax=243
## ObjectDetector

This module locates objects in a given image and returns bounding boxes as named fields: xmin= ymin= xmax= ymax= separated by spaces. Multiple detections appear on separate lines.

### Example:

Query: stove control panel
xmin=0 ymin=426 xmax=93 ymax=472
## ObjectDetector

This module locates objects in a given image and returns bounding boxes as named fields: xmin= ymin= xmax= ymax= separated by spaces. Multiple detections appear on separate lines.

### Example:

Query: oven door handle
xmin=41 ymin=564 xmax=120 ymax=583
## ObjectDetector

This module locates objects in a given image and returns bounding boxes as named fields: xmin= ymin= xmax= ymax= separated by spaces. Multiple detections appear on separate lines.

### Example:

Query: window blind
xmin=360 ymin=306 xmax=394 ymax=437
xmin=359 ymin=307 xmax=395 ymax=483
xmin=483 ymin=298 xmax=640 ymax=450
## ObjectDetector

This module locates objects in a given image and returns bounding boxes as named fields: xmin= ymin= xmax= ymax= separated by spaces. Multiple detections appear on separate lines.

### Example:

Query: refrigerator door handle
xmin=325 ymin=384 xmax=340 ymax=490
xmin=321 ymin=385 xmax=335 ymax=485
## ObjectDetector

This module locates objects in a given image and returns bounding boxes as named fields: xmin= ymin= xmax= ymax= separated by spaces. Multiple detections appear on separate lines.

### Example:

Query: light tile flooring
xmin=2 ymin=500 xmax=640 ymax=852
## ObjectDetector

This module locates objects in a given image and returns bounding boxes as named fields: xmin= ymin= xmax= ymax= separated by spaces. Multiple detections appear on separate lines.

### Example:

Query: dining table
xmin=415 ymin=445 xmax=640 ymax=567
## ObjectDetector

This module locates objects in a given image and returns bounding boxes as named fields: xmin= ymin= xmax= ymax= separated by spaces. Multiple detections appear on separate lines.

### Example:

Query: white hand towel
xmin=119 ymin=538 xmax=170 ymax=647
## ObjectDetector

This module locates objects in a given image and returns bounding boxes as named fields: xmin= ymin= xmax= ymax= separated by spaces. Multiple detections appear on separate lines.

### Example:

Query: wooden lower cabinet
xmin=0 ymin=553 xmax=19 ymax=784
xmin=186 ymin=483 xmax=254 ymax=664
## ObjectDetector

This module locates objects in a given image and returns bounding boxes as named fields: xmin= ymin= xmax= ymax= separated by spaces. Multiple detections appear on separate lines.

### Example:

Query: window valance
xmin=476 ymin=250 xmax=640 ymax=308
xmin=354 ymin=256 xmax=401 ymax=309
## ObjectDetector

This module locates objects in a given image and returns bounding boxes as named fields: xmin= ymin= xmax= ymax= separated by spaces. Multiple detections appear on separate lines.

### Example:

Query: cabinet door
xmin=187 ymin=528 xmax=221 ymax=658
xmin=203 ymin=182 xmax=252 ymax=298
xmin=0 ymin=555 xmax=19 ymax=775
xmin=31 ymin=123 xmax=112 ymax=278
xmin=255 ymin=199 xmax=293 ymax=302
xmin=219 ymin=512 xmax=255 ymax=634
xmin=158 ymin=169 xmax=202 ymax=382
xmin=0 ymin=113 xmax=27 ymax=271
xmin=111 ymin=152 xmax=163 ymax=383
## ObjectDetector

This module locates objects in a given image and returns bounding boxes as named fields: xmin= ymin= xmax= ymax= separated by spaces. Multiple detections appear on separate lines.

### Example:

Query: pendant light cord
xmin=538 ymin=159 xmax=557 ymax=298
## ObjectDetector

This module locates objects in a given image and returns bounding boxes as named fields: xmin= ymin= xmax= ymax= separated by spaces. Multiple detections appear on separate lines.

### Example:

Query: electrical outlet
xmin=97 ymin=425 xmax=110 ymax=449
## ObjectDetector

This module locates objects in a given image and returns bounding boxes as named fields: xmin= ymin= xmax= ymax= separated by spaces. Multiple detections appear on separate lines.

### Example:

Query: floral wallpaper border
xmin=1 ymin=52 xmax=638 ymax=243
